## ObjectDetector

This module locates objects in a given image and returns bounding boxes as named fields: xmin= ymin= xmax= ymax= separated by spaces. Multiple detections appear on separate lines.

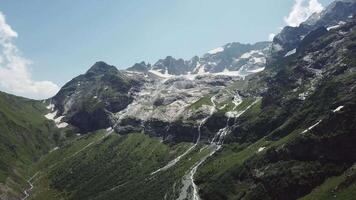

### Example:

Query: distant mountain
xmin=126 ymin=61 xmax=150 ymax=72
xmin=51 ymin=42 xmax=271 ymax=135
xmin=127 ymin=41 xmax=271 ymax=76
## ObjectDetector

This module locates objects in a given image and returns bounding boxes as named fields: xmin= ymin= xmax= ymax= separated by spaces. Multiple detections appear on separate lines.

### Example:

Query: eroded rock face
xmin=50 ymin=61 xmax=145 ymax=133
xmin=111 ymin=73 xmax=244 ymax=142
xmin=49 ymin=58 xmax=254 ymax=140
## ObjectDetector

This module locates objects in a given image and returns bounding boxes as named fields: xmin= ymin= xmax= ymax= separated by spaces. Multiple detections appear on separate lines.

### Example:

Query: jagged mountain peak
xmin=127 ymin=61 xmax=151 ymax=72
xmin=86 ymin=61 xmax=118 ymax=75
xmin=126 ymin=41 xmax=271 ymax=76
xmin=271 ymin=0 xmax=356 ymax=60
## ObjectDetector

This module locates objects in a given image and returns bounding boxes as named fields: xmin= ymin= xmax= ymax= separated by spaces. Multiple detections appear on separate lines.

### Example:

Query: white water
xmin=21 ymin=172 xmax=39 ymax=200
xmin=151 ymin=95 xmax=218 ymax=175
xmin=301 ymin=120 xmax=322 ymax=134
xmin=151 ymin=143 xmax=197 ymax=175
xmin=177 ymin=99 xmax=258 ymax=200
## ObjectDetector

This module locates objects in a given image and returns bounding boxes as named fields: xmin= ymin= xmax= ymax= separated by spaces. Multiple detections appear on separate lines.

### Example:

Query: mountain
xmin=270 ymin=0 xmax=356 ymax=61
xmin=127 ymin=42 xmax=271 ymax=76
xmin=197 ymin=18 xmax=356 ymax=200
xmin=126 ymin=61 xmax=151 ymax=72
xmin=27 ymin=17 xmax=355 ymax=200
xmin=1 ymin=1 xmax=356 ymax=200
xmin=50 ymin=61 xmax=144 ymax=133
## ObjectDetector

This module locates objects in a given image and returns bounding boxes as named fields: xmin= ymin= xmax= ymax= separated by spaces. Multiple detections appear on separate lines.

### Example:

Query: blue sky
xmin=0 ymin=0 xmax=333 ymax=99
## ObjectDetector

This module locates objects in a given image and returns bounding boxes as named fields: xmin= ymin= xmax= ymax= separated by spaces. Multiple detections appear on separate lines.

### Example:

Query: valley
xmin=0 ymin=0 xmax=356 ymax=200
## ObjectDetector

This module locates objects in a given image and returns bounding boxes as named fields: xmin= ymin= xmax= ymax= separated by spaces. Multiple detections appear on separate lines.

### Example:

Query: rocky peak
xmin=154 ymin=56 xmax=185 ymax=66
xmin=271 ymin=0 xmax=356 ymax=61
xmin=152 ymin=56 xmax=191 ymax=75
xmin=86 ymin=61 xmax=118 ymax=75
xmin=127 ymin=61 xmax=150 ymax=72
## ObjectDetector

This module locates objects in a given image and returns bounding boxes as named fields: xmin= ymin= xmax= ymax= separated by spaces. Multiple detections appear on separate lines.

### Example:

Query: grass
xmin=299 ymin=168 xmax=356 ymax=200
xmin=28 ymin=131 xmax=211 ymax=200
xmin=0 ymin=91 xmax=60 ymax=197
xmin=189 ymin=95 xmax=213 ymax=111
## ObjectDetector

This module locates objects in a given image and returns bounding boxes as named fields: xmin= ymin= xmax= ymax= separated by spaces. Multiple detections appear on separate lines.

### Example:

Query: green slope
xmin=0 ymin=91 xmax=60 ymax=199
xmin=28 ymin=131 xmax=213 ymax=200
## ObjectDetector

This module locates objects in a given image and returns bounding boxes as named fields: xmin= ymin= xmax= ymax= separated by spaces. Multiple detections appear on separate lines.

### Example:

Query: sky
xmin=0 ymin=0 xmax=333 ymax=99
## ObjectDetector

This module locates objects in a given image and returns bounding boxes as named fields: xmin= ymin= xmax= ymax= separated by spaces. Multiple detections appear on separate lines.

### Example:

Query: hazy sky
xmin=0 ymin=0 xmax=333 ymax=99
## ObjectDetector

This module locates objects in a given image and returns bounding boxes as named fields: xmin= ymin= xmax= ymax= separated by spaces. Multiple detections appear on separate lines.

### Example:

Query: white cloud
xmin=268 ymin=33 xmax=276 ymax=41
xmin=0 ymin=11 xmax=59 ymax=100
xmin=284 ymin=0 xmax=324 ymax=27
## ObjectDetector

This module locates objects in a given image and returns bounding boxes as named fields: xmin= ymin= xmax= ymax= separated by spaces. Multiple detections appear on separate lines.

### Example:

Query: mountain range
xmin=0 ymin=0 xmax=356 ymax=200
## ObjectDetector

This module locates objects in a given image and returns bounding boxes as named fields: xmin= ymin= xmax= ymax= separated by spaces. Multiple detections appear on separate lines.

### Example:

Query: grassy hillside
xmin=0 ymin=92 xmax=61 ymax=200
xmin=27 ymin=131 xmax=213 ymax=200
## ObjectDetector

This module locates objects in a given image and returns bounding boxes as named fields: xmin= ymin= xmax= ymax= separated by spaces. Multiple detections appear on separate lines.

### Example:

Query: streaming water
xmin=177 ymin=98 xmax=260 ymax=200
xmin=21 ymin=172 xmax=39 ymax=200
xmin=151 ymin=95 xmax=218 ymax=175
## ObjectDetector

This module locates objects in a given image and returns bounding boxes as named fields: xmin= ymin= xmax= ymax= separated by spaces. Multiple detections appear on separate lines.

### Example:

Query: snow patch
xmin=215 ymin=69 xmax=244 ymax=77
xmin=258 ymin=147 xmax=266 ymax=153
xmin=240 ymin=50 xmax=259 ymax=59
xmin=285 ymin=48 xmax=296 ymax=57
xmin=301 ymin=120 xmax=322 ymax=134
xmin=333 ymin=106 xmax=344 ymax=113
xmin=45 ymin=110 xmax=57 ymax=120
xmin=57 ymin=122 xmax=68 ymax=128
xmin=252 ymin=57 xmax=266 ymax=64
xmin=208 ymin=47 xmax=224 ymax=55
xmin=148 ymin=70 xmax=174 ymax=79
xmin=46 ymin=103 xmax=55 ymax=111
xmin=45 ymin=111 xmax=68 ymax=129
xmin=54 ymin=116 xmax=64 ymax=123
xmin=327 ymin=21 xmax=346 ymax=31
xmin=247 ymin=67 xmax=265 ymax=73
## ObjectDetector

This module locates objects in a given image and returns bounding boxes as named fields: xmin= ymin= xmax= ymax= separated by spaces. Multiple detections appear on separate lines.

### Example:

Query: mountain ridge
xmin=0 ymin=1 xmax=356 ymax=199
